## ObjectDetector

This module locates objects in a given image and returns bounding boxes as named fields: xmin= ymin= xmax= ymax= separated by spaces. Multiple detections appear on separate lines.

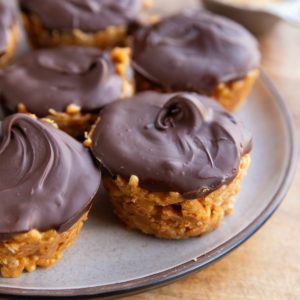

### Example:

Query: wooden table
xmin=120 ymin=1 xmax=300 ymax=299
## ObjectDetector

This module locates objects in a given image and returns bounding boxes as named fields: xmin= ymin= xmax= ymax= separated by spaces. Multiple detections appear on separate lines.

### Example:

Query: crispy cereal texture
xmin=22 ymin=14 xmax=128 ymax=49
xmin=104 ymin=155 xmax=250 ymax=240
xmin=17 ymin=47 xmax=134 ymax=139
xmin=46 ymin=108 xmax=98 ymax=139
xmin=136 ymin=69 xmax=259 ymax=112
xmin=0 ymin=212 xmax=88 ymax=278
xmin=18 ymin=103 xmax=98 ymax=139
xmin=211 ymin=69 xmax=259 ymax=111
xmin=0 ymin=24 xmax=19 ymax=67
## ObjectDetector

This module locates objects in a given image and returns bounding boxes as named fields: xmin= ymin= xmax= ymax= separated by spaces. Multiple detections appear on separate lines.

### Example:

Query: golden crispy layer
xmin=0 ymin=212 xmax=88 ymax=278
xmin=136 ymin=69 xmax=259 ymax=112
xmin=104 ymin=155 xmax=250 ymax=239
xmin=0 ymin=24 xmax=19 ymax=67
xmin=17 ymin=47 xmax=134 ymax=138
xmin=211 ymin=69 xmax=259 ymax=111
xmin=22 ymin=14 xmax=128 ymax=49
xmin=46 ymin=107 xmax=98 ymax=139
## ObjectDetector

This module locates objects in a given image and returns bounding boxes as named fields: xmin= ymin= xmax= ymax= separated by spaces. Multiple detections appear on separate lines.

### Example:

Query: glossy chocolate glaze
xmin=0 ymin=3 xmax=15 ymax=56
xmin=91 ymin=92 xmax=252 ymax=199
xmin=19 ymin=0 xmax=144 ymax=32
xmin=0 ymin=47 xmax=123 ymax=116
xmin=132 ymin=10 xmax=260 ymax=93
xmin=0 ymin=114 xmax=101 ymax=236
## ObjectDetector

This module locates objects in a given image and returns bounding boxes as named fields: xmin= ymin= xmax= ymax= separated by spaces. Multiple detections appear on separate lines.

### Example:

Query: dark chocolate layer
xmin=20 ymin=0 xmax=144 ymax=32
xmin=0 ymin=47 xmax=123 ymax=116
xmin=0 ymin=114 xmax=101 ymax=236
xmin=0 ymin=3 xmax=15 ymax=56
xmin=132 ymin=10 xmax=260 ymax=94
xmin=91 ymin=92 xmax=252 ymax=199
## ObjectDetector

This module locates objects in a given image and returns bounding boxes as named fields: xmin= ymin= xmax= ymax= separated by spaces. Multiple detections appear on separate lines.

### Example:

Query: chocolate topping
xmin=0 ymin=47 xmax=123 ymax=116
xmin=132 ymin=10 xmax=260 ymax=93
xmin=0 ymin=114 xmax=101 ymax=236
xmin=91 ymin=92 xmax=252 ymax=199
xmin=0 ymin=3 xmax=15 ymax=56
xmin=19 ymin=0 xmax=144 ymax=32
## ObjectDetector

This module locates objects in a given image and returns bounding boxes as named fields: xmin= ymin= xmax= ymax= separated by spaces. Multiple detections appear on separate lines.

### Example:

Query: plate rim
xmin=0 ymin=70 xmax=297 ymax=299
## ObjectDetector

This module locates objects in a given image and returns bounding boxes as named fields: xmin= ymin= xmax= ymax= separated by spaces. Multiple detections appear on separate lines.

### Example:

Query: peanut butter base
xmin=104 ymin=155 xmax=250 ymax=240
xmin=0 ymin=24 xmax=19 ymax=67
xmin=136 ymin=69 xmax=259 ymax=112
xmin=22 ymin=14 xmax=128 ymax=49
xmin=0 ymin=212 xmax=88 ymax=278
xmin=211 ymin=69 xmax=259 ymax=111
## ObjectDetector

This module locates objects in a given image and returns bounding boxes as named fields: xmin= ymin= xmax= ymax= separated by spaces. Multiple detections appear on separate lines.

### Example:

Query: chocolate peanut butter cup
xmin=0 ymin=114 xmax=101 ymax=277
xmin=132 ymin=10 xmax=260 ymax=111
xmin=88 ymin=91 xmax=252 ymax=239
xmin=19 ymin=0 xmax=150 ymax=49
xmin=0 ymin=46 xmax=134 ymax=138
xmin=0 ymin=3 xmax=18 ymax=67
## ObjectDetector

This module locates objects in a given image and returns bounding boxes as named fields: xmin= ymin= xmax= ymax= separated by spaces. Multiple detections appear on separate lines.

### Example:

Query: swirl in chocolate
xmin=0 ymin=3 xmax=15 ymax=56
xmin=0 ymin=114 xmax=101 ymax=236
xmin=0 ymin=47 xmax=123 ymax=116
xmin=132 ymin=10 xmax=260 ymax=93
xmin=19 ymin=0 xmax=144 ymax=32
xmin=91 ymin=92 xmax=252 ymax=199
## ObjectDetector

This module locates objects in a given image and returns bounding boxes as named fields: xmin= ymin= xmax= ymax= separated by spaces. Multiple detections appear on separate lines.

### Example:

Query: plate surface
xmin=0 ymin=1 xmax=297 ymax=299
xmin=0 ymin=75 xmax=296 ymax=299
